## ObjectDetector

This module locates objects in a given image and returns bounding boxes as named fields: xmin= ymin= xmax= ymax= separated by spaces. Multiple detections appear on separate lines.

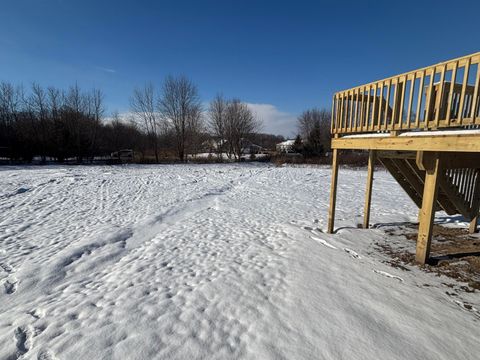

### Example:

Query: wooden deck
xmin=327 ymin=52 xmax=480 ymax=264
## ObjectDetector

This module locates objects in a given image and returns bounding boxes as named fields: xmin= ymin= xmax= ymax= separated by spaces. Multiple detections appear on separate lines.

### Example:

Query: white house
xmin=276 ymin=139 xmax=296 ymax=153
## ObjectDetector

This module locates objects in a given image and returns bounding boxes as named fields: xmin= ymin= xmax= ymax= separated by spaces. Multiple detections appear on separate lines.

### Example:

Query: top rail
xmin=331 ymin=52 xmax=480 ymax=135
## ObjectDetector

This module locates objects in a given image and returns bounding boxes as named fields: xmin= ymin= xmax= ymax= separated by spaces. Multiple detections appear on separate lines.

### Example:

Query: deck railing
xmin=331 ymin=52 xmax=480 ymax=135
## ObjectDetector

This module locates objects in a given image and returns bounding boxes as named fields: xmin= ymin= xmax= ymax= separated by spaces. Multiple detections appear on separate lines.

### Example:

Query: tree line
xmin=0 ymin=75 xmax=331 ymax=163
xmin=0 ymin=82 xmax=113 ymax=162
xmin=0 ymin=76 xmax=261 ymax=163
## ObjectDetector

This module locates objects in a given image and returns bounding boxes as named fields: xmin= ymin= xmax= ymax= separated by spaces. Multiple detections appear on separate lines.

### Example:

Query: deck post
xmin=469 ymin=175 xmax=480 ymax=234
xmin=363 ymin=150 xmax=376 ymax=229
xmin=416 ymin=152 xmax=441 ymax=264
xmin=470 ymin=215 xmax=479 ymax=234
xmin=327 ymin=148 xmax=339 ymax=234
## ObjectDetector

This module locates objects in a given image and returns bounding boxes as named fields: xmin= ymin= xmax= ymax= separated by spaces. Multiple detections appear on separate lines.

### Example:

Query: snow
xmin=399 ymin=129 xmax=480 ymax=137
xmin=341 ymin=128 xmax=480 ymax=138
xmin=1 ymin=164 xmax=479 ymax=359
xmin=277 ymin=139 xmax=296 ymax=146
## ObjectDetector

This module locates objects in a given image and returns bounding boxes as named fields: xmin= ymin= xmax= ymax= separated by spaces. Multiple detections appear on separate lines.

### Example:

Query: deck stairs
xmin=379 ymin=154 xmax=480 ymax=221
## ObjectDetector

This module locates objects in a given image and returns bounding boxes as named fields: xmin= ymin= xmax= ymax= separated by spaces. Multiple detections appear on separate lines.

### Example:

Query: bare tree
xmin=88 ymin=88 xmax=105 ymax=161
xmin=0 ymin=82 xmax=24 ymax=160
xmin=130 ymin=83 xmax=161 ymax=162
xmin=224 ymin=99 xmax=260 ymax=160
xmin=208 ymin=94 xmax=227 ymax=157
xmin=26 ymin=83 xmax=50 ymax=161
xmin=158 ymin=75 xmax=202 ymax=161
xmin=297 ymin=108 xmax=331 ymax=152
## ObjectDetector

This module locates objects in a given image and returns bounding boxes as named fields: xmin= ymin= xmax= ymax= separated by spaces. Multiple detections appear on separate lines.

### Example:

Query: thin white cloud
xmin=246 ymin=103 xmax=297 ymax=138
xmin=95 ymin=66 xmax=116 ymax=73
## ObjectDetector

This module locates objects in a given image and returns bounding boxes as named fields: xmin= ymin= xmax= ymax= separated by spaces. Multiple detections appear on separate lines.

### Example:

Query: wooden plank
xmin=377 ymin=151 xmax=416 ymax=159
xmin=370 ymin=84 xmax=378 ymax=131
xmin=393 ymin=159 xmax=424 ymax=198
xmin=376 ymin=84 xmax=383 ymax=130
xmin=331 ymin=133 xmax=480 ymax=152
xmin=348 ymin=91 xmax=354 ymax=131
xmin=384 ymin=80 xmax=391 ymax=131
xmin=363 ymin=151 xmax=376 ymax=229
xmin=415 ymin=71 xmax=425 ymax=128
xmin=406 ymin=158 xmax=450 ymax=213
xmin=353 ymin=88 xmax=360 ymax=133
xmin=424 ymin=69 xmax=436 ymax=128
xmin=380 ymin=158 xmax=423 ymax=208
xmin=470 ymin=215 xmax=479 ymax=234
xmin=327 ymin=148 xmax=339 ymax=234
xmin=446 ymin=62 xmax=458 ymax=125
xmin=458 ymin=58 xmax=471 ymax=123
xmin=434 ymin=64 xmax=447 ymax=127
xmin=365 ymin=85 xmax=372 ymax=132
xmin=334 ymin=94 xmax=340 ymax=132
xmin=359 ymin=87 xmax=366 ymax=132
xmin=406 ymin=78 xmax=415 ymax=128
xmin=416 ymin=154 xmax=441 ymax=264
xmin=339 ymin=94 xmax=345 ymax=132
xmin=331 ymin=95 xmax=336 ymax=133
xmin=390 ymin=81 xmax=399 ymax=130
xmin=470 ymin=64 xmax=480 ymax=123
xmin=469 ymin=173 xmax=480 ymax=233
xmin=397 ymin=79 xmax=406 ymax=129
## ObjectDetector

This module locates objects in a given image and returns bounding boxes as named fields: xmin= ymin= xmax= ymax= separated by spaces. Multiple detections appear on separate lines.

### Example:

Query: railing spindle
xmin=446 ymin=61 xmax=458 ymax=126
xmin=434 ymin=64 xmax=447 ymax=128
xmin=370 ymin=84 xmax=378 ymax=131
xmin=406 ymin=75 xmax=415 ymax=128
xmin=415 ymin=71 xmax=425 ymax=128
xmin=364 ymin=85 xmax=372 ymax=132
xmin=398 ymin=77 xmax=407 ymax=129
xmin=384 ymin=80 xmax=391 ymax=131
xmin=424 ymin=69 xmax=436 ymax=128
xmin=458 ymin=58 xmax=471 ymax=124
xmin=470 ymin=63 xmax=480 ymax=123
xmin=376 ymin=83 xmax=383 ymax=131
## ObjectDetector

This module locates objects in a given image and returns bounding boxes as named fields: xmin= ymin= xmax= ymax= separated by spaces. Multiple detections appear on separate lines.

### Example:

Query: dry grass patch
xmin=378 ymin=223 xmax=480 ymax=292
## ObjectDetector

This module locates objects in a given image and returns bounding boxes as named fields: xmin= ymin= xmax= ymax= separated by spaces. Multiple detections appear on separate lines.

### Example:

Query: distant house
xmin=276 ymin=139 xmax=296 ymax=153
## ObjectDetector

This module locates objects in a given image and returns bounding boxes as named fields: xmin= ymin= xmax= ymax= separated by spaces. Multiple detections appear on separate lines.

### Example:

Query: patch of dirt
xmin=379 ymin=223 xmax=480 ymax=292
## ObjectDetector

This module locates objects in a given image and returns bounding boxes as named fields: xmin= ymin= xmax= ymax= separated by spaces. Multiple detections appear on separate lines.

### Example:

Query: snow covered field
xmin=1 ymin=164 xmax=479 ymax=360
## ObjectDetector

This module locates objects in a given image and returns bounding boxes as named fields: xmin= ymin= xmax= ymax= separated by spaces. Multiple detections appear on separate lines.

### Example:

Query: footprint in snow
xmin=373 ymin=269 xmax=403 ymax=282
xmin=4 ymin=277 xmax=18 ymax=294
xmin=0 ymin=262 xmax=14 ymax=273
xmin=452 ymin=300 xmax=480 ymax=319
xmin=344 ymin=248 xmax=361 ymax=259
xmin=14 ymin=325 xmax=32 ymax=357
xmin=28 ymin=308 xmax=46 ymax=319
xmin=38 ymin=349 xmax=58 ymax=360
xmin=310 ymin=236 xmax=337 ymax=249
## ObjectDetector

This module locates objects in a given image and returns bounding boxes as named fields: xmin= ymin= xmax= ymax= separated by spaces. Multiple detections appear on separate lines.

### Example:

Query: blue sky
xmin=1 ymin=0 xmax=479 ymax=136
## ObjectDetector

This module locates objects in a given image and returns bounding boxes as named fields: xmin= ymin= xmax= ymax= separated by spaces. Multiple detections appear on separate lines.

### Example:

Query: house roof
xmin=277 ymin=139 xmax=296 ymax=146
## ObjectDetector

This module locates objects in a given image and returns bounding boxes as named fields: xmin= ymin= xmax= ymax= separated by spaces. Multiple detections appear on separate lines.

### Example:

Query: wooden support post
xmin=469 ymin=174 xmax=480 ymax=234
xmin=363 ymin=150 xmax=376 ymax=229
xmin=416 ymin=152 xmax=441 ymax=264
xmin=327 ymin=149 xmax=339 ymax=234
xmin=470 ymin=215 xmax=479 ymax=234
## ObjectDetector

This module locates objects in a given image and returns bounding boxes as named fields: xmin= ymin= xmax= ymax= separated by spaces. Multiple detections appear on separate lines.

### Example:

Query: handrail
xmin=331 ymin=52 xmax=480 ymax=135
